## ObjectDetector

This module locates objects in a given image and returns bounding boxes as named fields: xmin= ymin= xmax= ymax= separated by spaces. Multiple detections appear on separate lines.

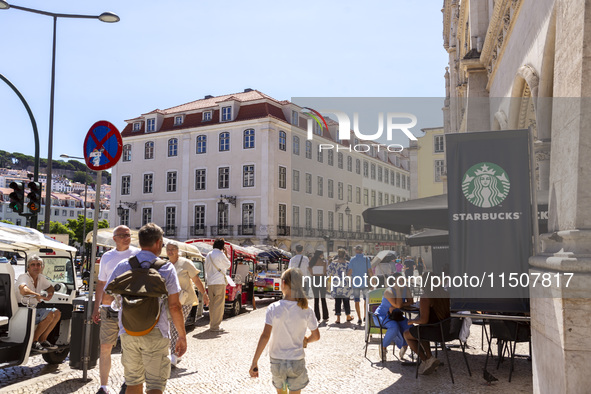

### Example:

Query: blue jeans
xmin=373 ymin=314 xmax=409 ymax=349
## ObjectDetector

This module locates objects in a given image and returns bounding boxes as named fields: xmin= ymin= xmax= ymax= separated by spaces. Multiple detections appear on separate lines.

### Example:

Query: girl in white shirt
xmin=250 ymin=268 xmax=320 ymax=393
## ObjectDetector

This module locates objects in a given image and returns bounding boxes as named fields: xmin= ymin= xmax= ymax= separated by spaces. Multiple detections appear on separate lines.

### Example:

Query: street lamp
xmin=0 ymin=1 xmax=119 ymax=233
xmin=59 ymin=154 xmax=89 ymax=261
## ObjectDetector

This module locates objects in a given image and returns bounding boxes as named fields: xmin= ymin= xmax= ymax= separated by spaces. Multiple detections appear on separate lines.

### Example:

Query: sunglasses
xmin=115 ymin=234 xmax=131 ymax=238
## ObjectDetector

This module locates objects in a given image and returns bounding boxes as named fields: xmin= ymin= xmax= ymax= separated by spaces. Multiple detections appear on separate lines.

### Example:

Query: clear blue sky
xmin=0 ymin=0 xmax=448 ymax=161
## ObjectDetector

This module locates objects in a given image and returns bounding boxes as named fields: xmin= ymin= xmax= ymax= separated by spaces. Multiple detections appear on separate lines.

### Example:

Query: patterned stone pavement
xmin=0 ymin=298 xmax=533 ymax=393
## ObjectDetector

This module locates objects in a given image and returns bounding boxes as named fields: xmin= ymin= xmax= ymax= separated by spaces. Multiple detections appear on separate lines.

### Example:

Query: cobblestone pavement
xmin=0 ymin=298 xmax=533 ymax=393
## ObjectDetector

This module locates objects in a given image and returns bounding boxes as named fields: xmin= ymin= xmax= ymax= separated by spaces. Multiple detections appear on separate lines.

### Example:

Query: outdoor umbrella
xmin=370 ymin=250 xmax=398 ymax=268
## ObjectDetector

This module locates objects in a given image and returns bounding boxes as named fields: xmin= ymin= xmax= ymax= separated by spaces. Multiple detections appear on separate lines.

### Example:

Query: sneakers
xmin=209 ymin=327 xmax=225 ymax=332
xmin=96 ymin=388 xmax=108 ymax=394
xmin=420 ymin=357 xmax=441 ymax=375
xmin=171 ymin=354 xmax=181 ymax=367
xmin=31 ymin=341 xmax=48 ymax=353
xmin=398 ymin=345 xmax=408 ymax=360
xmin=119 ymin=382 xmax=127 ymax=394
xmin=40 ymin=340 xmax=58 ymax=350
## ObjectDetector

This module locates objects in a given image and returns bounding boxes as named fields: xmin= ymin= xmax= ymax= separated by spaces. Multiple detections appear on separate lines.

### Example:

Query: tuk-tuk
xmin=185 ymin=239 xmax=257 ymax=316
xmin=0 ymin=222 xmax=82 ymax=368
xmin=250 ymin=246 xmax=291 ymax=300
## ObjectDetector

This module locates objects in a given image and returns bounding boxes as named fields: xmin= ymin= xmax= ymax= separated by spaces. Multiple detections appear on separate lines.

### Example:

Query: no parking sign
xmin=83 ymin=121 xmax=122 ymax=171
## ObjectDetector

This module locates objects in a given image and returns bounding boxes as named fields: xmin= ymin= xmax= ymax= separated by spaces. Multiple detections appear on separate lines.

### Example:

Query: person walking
xmin=417 ymin=257 xmax=425 ymax=276
xmin=404 ymin=256 xmax=416 ymax=278
xmin=249 ymin=268 xmax=320 ymax=393
xmin=327 ymin=249 xmax=353 ymax=324
xmin=204 ymin=238 xmax=231 ymax=332
xmin=166 ymin=241 xmax=209 ymax=367
xmin=92 ymin=225 xmax=139 ymax=394
xmin=105 ymin=223 xmax=186 ymax=394
xmin=347 ymin=245 xmax=373 ymax=325
xmin=15 ymin=256 xmax=61 ymax=353
xmin=288 ymin=245 xmax=310 ymax=296
xmin=309 ymin=250 xmax=329 ymax=322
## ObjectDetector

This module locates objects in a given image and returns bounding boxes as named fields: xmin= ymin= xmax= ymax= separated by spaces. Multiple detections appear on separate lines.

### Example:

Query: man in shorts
xmin=347 ymin=245 xmax=373 ymax=325
xmin=92 ymin=226 xmax=139 ymax=394
xmin=15 ymin=256 xmax=61 ymax=353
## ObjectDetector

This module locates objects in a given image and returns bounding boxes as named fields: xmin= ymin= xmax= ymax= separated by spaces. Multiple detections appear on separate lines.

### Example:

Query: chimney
xmin=243 ymin=88 xmax=253 ymax=92
xmin=204 ymin=95 xmax=214 ymax=99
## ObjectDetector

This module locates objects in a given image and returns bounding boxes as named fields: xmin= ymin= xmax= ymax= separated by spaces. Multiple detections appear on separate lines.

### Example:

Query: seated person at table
xmin=372 ymin=273 xmax=413 ymax=361
xmin=404 ymin=273 xmax=450 ymax=375
xmin=15 ymin=255 xmax=61 ymax=353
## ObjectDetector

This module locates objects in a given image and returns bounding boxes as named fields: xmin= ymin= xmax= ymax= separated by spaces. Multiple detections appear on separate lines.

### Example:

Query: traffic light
xmin=9 ymin=181 xmax=25 ymax=213
xmin=27 ymin=181 xmax=42 ymax=214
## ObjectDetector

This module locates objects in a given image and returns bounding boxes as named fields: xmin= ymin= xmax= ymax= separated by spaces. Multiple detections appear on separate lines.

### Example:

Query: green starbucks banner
xmin=446 ymin=130 xmax=532 ymax=313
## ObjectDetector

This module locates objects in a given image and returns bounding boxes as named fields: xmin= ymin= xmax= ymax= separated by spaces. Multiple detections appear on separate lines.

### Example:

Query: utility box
xmin=69 ymin=296 xmax=100 ymax=370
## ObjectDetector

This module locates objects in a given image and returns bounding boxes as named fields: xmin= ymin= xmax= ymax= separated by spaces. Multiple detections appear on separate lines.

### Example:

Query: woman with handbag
xmin=309 ymin=250 xmax=329 ymax=322
xmin=372 ymin=273 xmax=412 ymax=362
xmin=166 ymin=241 xmax=209 ymax=366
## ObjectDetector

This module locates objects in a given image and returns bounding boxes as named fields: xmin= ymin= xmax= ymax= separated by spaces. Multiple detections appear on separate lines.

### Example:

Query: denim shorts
xmin=35 ymin=307 xmax=56 ymax=325
xmin=270 ymin=357 xmax=309 ymax=391
xmin=352 ymin=288 xmax=368 ymax=302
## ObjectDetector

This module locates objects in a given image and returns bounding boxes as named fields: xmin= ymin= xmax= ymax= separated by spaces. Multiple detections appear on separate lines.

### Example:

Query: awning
xmin=405 ymin=228 xmax=449 ymax=246
xmin=0 ymin=222 xmax=77 ymax=254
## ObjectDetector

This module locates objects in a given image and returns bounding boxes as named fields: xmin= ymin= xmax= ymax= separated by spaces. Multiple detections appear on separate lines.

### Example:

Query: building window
xmin=287 ymin=170 xmax=299 ymax=193
xmin=54 ymin=209 xmax=59 ymax=216
xmin=279 ymin=204 xmax=287 ymax=227
xmin=166 ymin=206 xmax=176 ymax=229
xmin=133 ymin=122 xmax=141 ymax=132
xmin=328 ymin=211 xmax=334 ymax=231
xmin=122 ymin=144 xmax=131 ymax=162
xmin=434 ymin=135 xmax=445 ymax=153
xmin=120 ymin=208 xmax=129 ymax=226
xmin=144 ymin=141 xmax=154 ymax=159
xmin=217 ymin=203 xmax=228 ymax=229
xmin=243 ymin=165 xmax=255 ymax=187
xmin=292 ymin=206 xmax=300 ymax=227
xmin=347 ymin=156 xmax=352 ymax=172
xmin=396 ymin=172 xmax=401 ymax=187
xmin=167 ymin=171 xmax=177 ymax=192
xmin=391 ymin=170 xmax=396 ymax=186
xmin=363 ymin=161 xmax=368 ymax=177
xmin=347 ymin=185 xmax=353 ymax=202
xmin=278 ymin=131 xmax=287 ymax=151
xmin=328 ymin=179 xmax=334 ymax=198
xmin=243 ymin=129 xmax=255 ymax=149
xmin=348 ymin=213 xmax=353 ymax=231
xmin=142 ymin=207 xmax=152 ymax=226
xmin=305 ymin=141 xmax=312 ymax=159
xmin=317 ymin=210 xmax=323 ymax=230
xmin=174 ymin=115 xmax=183 ymax=126
xmin=385 ymin=194 xmax=389 ymax=205
xmin=356 ymin=187 xmax=361 ymax=204
xmin=293 ymin=136 xmax=300 ymax=155
xmin=194 ymin=205 xmax=205 ymax=229
xmin=313 ymin=121 xmax=322 ymax=135
xmin=363 ymin=189 xmax=369 ymax=206
xmin=356 ymin=159 xmax=361 ymax=174
xmin=243 ymin=203 xmax=254 ymax=227
xmin=371 ymin=190 xmax=376 ymax=207
xmin=317 ymin=176 xmax=323 ymax=196
xmin=327 ymin=150 xmax=334 ymax=166
xmin=317 ymin=148 xmax=323 ymax=163
xmin=218 ymin=167 xmax=230 ymax=189
xmin=378 ymin=166 xmax=383 ymax=182
xmin=407 ymin=175 xmax=411 ymax=190
xmin=195 ymin=169 xmax=206 ymax=190
xmin=305 ymin=173 xmax=312 ymax=194
xmin=219 ymin=132 xmax=230 ymax=151
xmin=202 ymin=111 xmax=212 ymax=121
xmin=338 ymin=213 xmax=344 ymax=231
xmin=338 ymin=152 xmax=343 ymax=169
xmin=196 ymin=135 xmax=207 ymax=154
xmin=356 ymin=215 xmax=361 ymax=232
xmin=147 ymin=118 xmax=156 ymax=132
xmin=221 ymin=106 xmax=232 ymax=121
xmin=279 ymin=166 xmax=287 ymax=189
xmin=121 ymin=175 xmax=130 ymax=195
xmin=402 ymin=174 xmax=406 ymax=189
xmin=291 ymin=110 xmax=299 ymax=126
xmin=168 ymin=138 xmax=178 ymax=157
xmin=384 ymin=169 xmax=389 ymax=184
xmin=378 ymin=192 xmax=383 ymax=206
xmin=62 ymin=209 xmax=67 ymax=217
xmin=305 ymin=208 xmax=312 ymax=229
xmin=338 ymin=182 xmax=343 ymax=200
xmin=371 ymin=164 xmax=376 ymax=179
xmin=143 ymin=173 xmax=153 ymax=193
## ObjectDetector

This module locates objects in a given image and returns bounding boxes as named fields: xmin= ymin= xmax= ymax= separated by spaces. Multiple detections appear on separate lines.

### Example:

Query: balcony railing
xmin=164 ymin=226 xmax=177 ymax=237
xmin=211 ymin=225 xmax=234 ymax=236
xmin=292 ymin=226 xmax=303 ymax=236
xmin=238 ymin=225 xmax=256 ymax=236
xmin=189 ymin=226 xmax=207 ymax=237
xmin=277 ymin=225 xmax=290 ymax=236
xmin=304 ymin=228 xmax=316 ymax=237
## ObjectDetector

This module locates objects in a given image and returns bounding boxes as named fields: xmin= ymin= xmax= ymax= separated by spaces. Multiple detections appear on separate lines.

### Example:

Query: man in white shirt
xmin=204 ymin=238 xmax=231 ymax=332
xmin=288 ymin=245 xmax=310 ymax=296
xmin=15 ymin=255 xmax=61 ymax=353
xmin=91 ymin=225 xmax=139 ymax=394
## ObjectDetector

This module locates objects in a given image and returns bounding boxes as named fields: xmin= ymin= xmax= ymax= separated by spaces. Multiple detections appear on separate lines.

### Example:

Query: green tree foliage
xmin=0 ymin=219 xmax=13 ymax=224
xmin=37 ymin=221 xmax=76 ymax=242
xmin=72 ymin=171 xmax=93 ymax=184
xmin=65 ymin=215 xmax=110 ymax=245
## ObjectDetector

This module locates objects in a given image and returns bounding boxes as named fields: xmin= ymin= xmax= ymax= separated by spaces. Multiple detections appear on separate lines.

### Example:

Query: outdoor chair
xmin=485 ymin=320 xmax=531 ymax=382
xmin=364 ymin=288 xmax=386 ymax=362
xmin=414 ymin=317 xmax=471 ymax=384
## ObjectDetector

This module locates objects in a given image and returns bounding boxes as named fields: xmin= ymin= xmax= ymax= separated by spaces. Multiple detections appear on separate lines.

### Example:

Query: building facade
xmin=111 ymin=89 xmax=411 ymax=255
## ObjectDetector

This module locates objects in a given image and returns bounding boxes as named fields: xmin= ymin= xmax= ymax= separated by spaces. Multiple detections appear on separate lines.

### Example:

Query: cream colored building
xmin=111 ymin=89 xmax=410 ymax=255
xmin=409 ymin=127 xmax=446 ymax=199
xmin=443 ymin=0 xmax=591 ymax=391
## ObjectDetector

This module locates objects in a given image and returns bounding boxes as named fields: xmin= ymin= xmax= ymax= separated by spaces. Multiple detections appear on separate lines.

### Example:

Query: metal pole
xmin=81 ymin=173 xmax=88 ymax=262
xmin=43 ymin=16 xmax=57 ymax=233
xmin=82 ymin=170 xmax=101 ymax=380
xmin=529 ymin=128 xmax=540 ymax=255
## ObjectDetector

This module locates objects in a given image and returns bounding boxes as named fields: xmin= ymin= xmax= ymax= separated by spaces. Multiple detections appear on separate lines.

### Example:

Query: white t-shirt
xmin=265 ymin=299 xmax=318 ymax=360
xmin=14 ymin=273 xmax=52 ymax=306
xmin=98 ymin=246 xmax=139 ymax=305
xmin=204 ymin=249 xmax=231 ymax=285
xmin=288 ymin=254 xmax=310 ymax=277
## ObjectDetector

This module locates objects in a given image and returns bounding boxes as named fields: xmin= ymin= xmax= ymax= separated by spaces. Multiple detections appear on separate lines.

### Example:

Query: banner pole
xmin=529 ymin=127 xmax=540 ymax=256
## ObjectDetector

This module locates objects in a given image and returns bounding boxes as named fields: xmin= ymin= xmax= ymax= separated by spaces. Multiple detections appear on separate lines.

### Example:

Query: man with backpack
xmin=105 ymin=223 xmax=186 ymax=394
xmin=288 ymin=245 xmax=310 ymax=296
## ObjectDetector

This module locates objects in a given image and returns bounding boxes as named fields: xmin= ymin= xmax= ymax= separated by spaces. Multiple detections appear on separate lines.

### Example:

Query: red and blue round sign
xmin=83 ymin=121 xmax=123 ymax=171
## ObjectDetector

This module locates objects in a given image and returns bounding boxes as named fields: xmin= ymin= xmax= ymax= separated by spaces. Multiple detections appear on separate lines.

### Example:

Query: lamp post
xmin=59 ymin=154 xmax=88 ymax=261
xmin=0 ymin=1 xmax=119 ymax=233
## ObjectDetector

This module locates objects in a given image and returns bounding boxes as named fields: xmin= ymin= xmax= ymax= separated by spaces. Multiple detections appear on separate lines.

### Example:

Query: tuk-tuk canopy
xmin=248 ymin=245 xmax=292 ymax=261
xmin=0 ymin=222 xmax=77 ymax=254
xmin=87 ymin=228 xmax=204 ymax=260
xmin=185 ymin=239 xmax=257 ymax=261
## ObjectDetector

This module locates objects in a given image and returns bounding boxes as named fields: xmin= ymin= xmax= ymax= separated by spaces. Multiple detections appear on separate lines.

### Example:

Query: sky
xmin=0 ymin=0 xmax=448 ymax=163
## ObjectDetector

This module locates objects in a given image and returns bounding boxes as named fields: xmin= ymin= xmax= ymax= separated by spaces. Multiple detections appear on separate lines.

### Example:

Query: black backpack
xmin=105 ymin=256 xmax=168 ymax=336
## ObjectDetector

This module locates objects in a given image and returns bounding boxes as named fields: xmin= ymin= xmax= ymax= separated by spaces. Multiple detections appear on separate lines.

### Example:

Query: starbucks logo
xmin=462 ymin=162 xmax=510 ymax=208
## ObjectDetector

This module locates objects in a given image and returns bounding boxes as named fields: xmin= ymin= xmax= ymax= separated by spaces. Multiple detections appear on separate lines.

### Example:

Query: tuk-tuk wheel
xmin=230 ymin=297 xmax=241 ymax=317
xmin=42 ymin=346 xmax=69 ymax=364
